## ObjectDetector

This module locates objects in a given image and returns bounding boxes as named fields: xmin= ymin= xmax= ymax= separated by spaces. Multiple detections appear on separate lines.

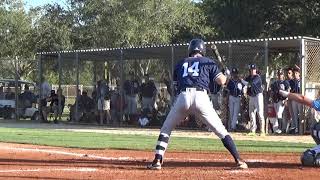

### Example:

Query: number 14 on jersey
xmin=182 ymin=62 xmax=200 ymax=77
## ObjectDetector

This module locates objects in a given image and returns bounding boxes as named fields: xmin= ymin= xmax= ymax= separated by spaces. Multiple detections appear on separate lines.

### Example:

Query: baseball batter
xmin=147 ymin=39 xmax=248 ymax=170
xmin=279 ymin=90 xmax=320 ymax=166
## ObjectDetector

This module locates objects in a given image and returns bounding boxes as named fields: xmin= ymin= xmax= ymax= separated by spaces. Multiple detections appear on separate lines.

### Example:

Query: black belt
xmin=180 ymin=87 xmax=207 ymax=93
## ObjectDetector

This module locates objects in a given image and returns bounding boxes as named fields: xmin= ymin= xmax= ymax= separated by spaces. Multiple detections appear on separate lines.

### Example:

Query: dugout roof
xmin=38 ymin=36 xmax=320 ymax=61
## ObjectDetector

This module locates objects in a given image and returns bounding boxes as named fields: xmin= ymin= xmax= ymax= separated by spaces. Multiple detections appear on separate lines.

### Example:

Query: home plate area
xmin=0 ymin=143 xmax=318 ymax=180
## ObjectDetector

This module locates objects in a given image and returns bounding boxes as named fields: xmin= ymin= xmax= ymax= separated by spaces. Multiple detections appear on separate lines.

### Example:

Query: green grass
xmin=0 ymin=127 xmax=314 ymax=153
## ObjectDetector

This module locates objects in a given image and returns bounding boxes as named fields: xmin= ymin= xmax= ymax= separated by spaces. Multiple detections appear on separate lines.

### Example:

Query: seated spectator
xmin=19 ymin=84 xmax=36 ymax=109
xmin=69 ymin=89 xmax=82 ymax=122
xmin=5 ymin=87 xmax=15 ymax=100
xmin=79 ymin=91 xmax=95 ymax=123
xmin=49 ymin=89 xmax=65 ymax=124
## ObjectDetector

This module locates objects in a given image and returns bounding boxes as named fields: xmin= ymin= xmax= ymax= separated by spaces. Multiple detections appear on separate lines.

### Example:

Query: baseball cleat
xmin=275 ymin=129 xmax=282 ymax=134
xmin=147 ymin=159 xmax=162 ymax=170
xmin=236 ymin=160 xmax=248 ymax=169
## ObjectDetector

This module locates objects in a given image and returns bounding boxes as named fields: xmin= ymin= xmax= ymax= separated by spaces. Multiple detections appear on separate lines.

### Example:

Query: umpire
xmin=242 ymin=64 xmax=265 ymax=135
xmin=227 ymin=68 xmax=244 ymax=131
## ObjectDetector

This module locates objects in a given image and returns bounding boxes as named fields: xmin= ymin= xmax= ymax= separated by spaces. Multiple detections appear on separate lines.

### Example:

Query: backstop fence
xmin=1 ymin=36 xmax=320 ymax=134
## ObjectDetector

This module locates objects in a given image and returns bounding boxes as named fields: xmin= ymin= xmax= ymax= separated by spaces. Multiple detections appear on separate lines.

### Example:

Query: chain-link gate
xmin=304 ymin=39 xmax=320 ymax=133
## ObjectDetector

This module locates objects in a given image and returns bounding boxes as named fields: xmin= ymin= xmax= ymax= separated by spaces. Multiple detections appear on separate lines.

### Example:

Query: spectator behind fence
xmin=161 ymin=70 xmax=173 ymax=98
xmin=288 ymin=67 xmax=302 ymax=134
xmin=49 ymin=88 xmax=65 ymax=124
xmin=5 ymin=87 xmax=15 ymax=100
xmin=39 ymin=78 xmax=51 ymax=123
xmin=140 ymin=74 xmax=157 ymax=112
xmin=123 ymin=71 xmax=140 ymax=123
xmin=0 ymin=86 xmax=5 ymax=100
xmin=69 ymin=89 xmax=82 ymax=122
xmin=97 ymin=79 xmax=111 ymax=125
xmin=110 ymin=84 xmax=126 ymax=126
xmin=19 ymin=84 xmax=36 ymax=109
xmin=79 ymin=91 xmax=95 ymax=123
xmin=284 ymin=67 xmax=294 ymax=133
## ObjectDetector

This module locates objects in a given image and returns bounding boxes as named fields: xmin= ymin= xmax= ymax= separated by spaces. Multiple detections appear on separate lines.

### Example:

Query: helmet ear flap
xmin=188 ymin=39 xmax=206 ymax=57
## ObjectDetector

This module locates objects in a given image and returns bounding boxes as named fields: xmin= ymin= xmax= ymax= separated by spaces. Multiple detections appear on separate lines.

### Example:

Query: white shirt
xmin=40 ymin=81 xmax=51 ymax=99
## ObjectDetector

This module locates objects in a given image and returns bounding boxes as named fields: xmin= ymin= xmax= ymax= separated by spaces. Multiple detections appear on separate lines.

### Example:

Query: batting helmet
xmin=301 ymin=149 xmax=316 ymax=166
xmin=188 ymin=39 xmax=206 ymax=57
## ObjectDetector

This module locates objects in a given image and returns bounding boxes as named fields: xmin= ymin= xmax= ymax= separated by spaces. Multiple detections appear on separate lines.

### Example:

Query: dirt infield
xmin=0 ymin=143 xmax=318 ymax=180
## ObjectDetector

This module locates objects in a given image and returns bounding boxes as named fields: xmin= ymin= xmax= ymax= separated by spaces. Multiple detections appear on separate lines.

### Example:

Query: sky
xmin=25 ymin=0 xmax=67 ymax=9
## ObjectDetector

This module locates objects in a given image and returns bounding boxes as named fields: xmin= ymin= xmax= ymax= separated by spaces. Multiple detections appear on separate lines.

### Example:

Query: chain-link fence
xmin=0 ymin=37 xmax=316 ymax=133
xmin=303 ymin=39 xmax=320 ymax=133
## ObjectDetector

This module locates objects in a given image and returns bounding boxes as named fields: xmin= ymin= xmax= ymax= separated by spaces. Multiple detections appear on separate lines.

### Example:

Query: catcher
xmin=279 ymin=90 xmax=320 ymax=166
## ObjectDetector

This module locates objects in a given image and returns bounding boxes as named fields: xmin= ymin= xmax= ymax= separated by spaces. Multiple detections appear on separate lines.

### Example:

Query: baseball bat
xmin=211 ymin=44 xmax=228 ymax=72
xmin=211 ymin=44 xmax=223 ymax=64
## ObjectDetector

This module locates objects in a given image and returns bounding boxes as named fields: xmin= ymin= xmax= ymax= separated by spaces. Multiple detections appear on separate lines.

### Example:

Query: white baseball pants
xmin=229 ymin=95 xmax=240 ymax=130
xmin=249 ymin=93 xmax=265 ymax=133
xmin=291 ymin=100 xmax=302 ymax=130
xmin=160 ymin=88 xmax=229 ymax=139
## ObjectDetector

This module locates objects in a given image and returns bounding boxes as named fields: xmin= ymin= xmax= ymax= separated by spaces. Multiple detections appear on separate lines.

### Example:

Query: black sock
xmin=278 ymin=118 xmax=283 ymax=130
xmin=221 ymin=135 xmax=240 ymax=162
xmin=155 ymin=154 xmax=162 ymax=160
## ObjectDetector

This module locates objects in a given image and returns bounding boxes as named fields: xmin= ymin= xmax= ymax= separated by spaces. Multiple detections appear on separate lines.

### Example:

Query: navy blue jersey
xmin=209 ymin=81 xmax=221 ymax=94
xmin=227 ymin=79 xmax=243 ymax=97
xmin=123 ymin=79 xmax=140 ymax=95
xmin=141 ymin=81 xmax=157 ymax=98
xmin=245 ymin=75 xmax=262 ymax=96
xmin=289 ymin=79 xmax=300 ymax=93
xmin=173 ymin=56 xmax=221 ymax=92
xmin=271 ymin=80 xmax=290 ymax=102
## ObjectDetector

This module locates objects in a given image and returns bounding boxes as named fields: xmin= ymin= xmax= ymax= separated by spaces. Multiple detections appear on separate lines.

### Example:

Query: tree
xmin=201 ymin=0 xmax=320 ymax=39
xmin=0 ymin=0 xmax=36 ymax=80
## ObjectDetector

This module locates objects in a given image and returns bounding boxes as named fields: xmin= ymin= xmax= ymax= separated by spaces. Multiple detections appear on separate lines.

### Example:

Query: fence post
xmin=75 ymin=52 xmax=79 ymax=122
xmin=14 ymin=57 xmax=19 ymax=121
xmin=38 ymin=54 xmax=43 ymax=122
xmin=300 ymin=38 xmax=306 ymax=134
xmin=264 ymin=41 xmax=269 ymax=134
xmin=171 ymin=45 xmax=174 ymax=105
xmin=120 ymin=49 xmax=124 ymax=126
xmin=58 ymin=53 xmax=62 ymax=121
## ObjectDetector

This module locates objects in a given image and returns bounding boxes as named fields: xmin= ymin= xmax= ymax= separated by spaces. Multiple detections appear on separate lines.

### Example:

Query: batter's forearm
xmin=287 ymin=93 xmax=313 ymax=107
